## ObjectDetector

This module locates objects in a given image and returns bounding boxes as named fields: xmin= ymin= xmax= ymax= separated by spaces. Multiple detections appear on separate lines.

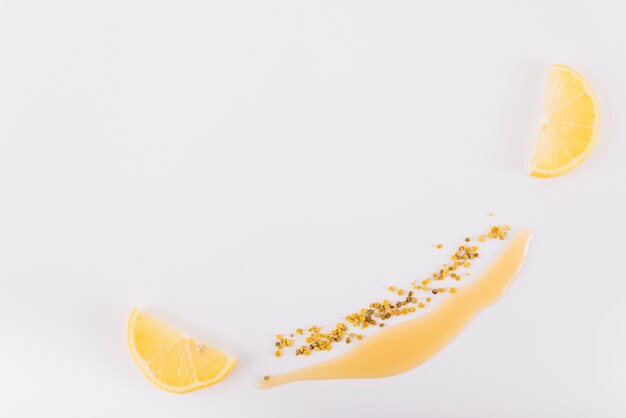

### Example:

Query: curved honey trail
xmin=258 ymin=229 xmax=532 ymax=389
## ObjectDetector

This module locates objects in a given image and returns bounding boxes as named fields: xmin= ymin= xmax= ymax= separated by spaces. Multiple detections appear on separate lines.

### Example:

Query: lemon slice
xmin=530 ymin=64 xmax=599 ymax=178
xmin=127 ymin=307 xmax=236 ymax=393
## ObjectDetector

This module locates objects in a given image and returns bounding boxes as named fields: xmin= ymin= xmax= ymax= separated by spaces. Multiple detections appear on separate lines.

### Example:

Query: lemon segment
xmin=530 ymin=64 xmax=599 ymax=178
xmin=127 ymin=307 xmax=236 ymax=393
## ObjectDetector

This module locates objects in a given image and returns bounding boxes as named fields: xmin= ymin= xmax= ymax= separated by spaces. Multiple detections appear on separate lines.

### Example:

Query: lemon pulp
xmin=127 ymin=308 xmax=236 ymax=393
xmin=531 ymin=64 xmax=599 ymax=178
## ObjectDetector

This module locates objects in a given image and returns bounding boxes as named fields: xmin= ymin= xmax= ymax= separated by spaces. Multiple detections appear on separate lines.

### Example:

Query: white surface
xmin=1 ymin=1 xmax=625 ymax=416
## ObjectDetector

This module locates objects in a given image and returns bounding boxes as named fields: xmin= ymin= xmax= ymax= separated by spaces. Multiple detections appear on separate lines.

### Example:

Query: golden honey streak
xmin=258 ymin=229 xmax=531 ymax=389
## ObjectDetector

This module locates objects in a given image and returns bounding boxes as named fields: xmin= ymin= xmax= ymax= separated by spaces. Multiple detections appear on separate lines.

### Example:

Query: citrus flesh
xmin=530 ymin=64 xmax=599 ymax=178
xmin=127 ymin=307 xmax=236 ymax=393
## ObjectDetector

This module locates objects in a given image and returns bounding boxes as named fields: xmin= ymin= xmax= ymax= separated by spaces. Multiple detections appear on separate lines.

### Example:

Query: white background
xmin=1 ymin=1 xmax=625 ymax=417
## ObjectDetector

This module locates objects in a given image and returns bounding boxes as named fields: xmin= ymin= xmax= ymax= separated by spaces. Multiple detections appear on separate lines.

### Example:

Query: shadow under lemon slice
xmin=127 ymin=308 xmax=236 ymax=393
xmin=531 ymin=64 xmax=600 ymax=178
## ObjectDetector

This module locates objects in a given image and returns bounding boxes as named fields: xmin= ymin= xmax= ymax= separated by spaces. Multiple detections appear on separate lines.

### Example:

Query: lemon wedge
xmin=127 ymin=307 xmax=236 ymax=393
xmin=530 ymin=64 xmax=599 ymax=178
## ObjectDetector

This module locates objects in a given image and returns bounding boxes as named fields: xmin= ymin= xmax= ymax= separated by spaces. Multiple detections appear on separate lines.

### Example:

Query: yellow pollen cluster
xmin=272 ymin=224 xmax=511 ymax=356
